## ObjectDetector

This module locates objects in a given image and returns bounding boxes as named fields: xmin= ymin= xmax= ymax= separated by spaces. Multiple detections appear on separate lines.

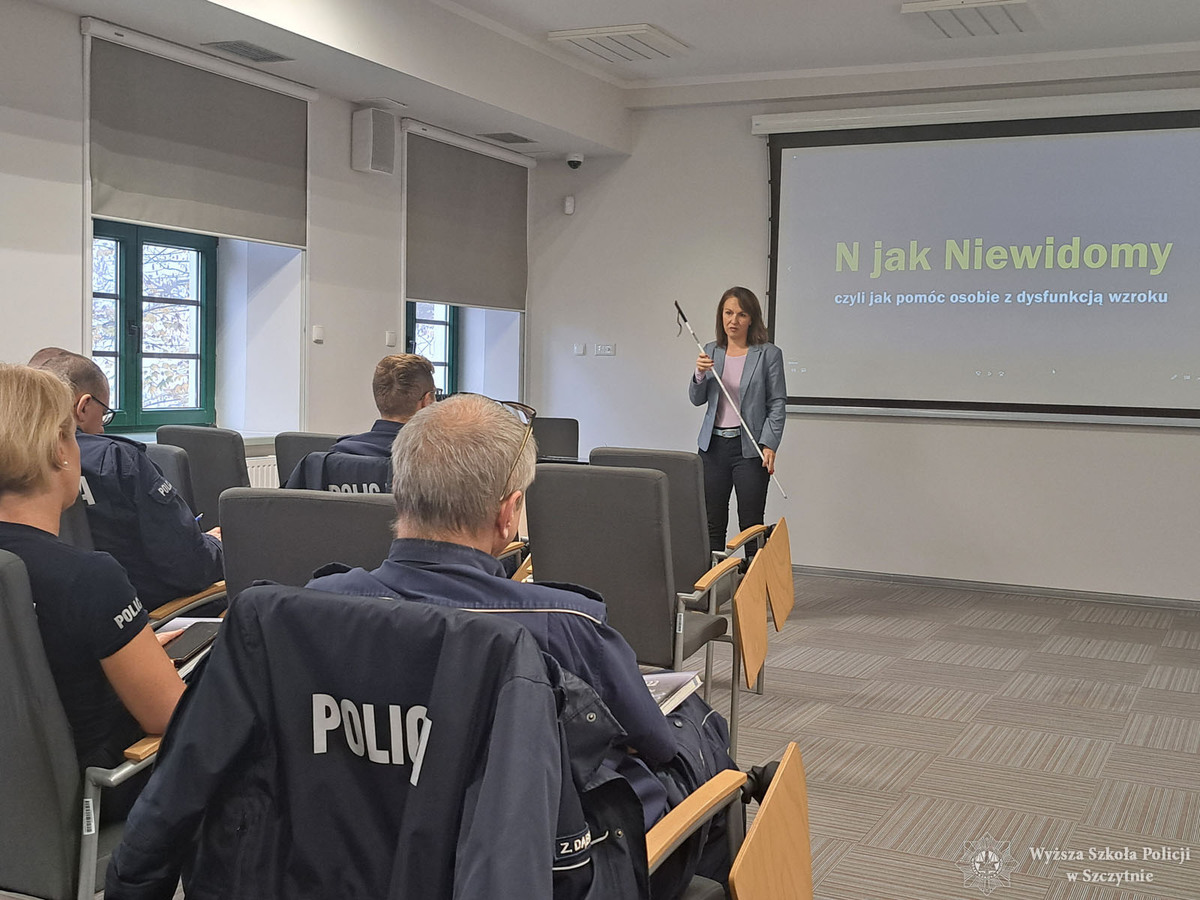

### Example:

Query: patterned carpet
xmin=693 ymin=572 xmax=1200 ymax=900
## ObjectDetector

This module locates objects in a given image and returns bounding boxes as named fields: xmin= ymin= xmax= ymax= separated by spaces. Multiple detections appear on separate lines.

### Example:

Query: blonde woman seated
xmin=0 ymin=364 xmax=183 ymax=801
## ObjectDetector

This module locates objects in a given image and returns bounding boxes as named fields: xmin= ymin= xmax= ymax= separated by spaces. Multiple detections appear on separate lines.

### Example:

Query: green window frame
xmin=91 ymin=220 xmax=217 ymax=430
xmin=405 ymin=301 xmax=459 ymax=395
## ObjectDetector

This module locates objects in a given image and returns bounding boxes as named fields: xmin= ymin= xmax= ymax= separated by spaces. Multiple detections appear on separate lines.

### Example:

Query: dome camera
xmin=566 ymin=153 xmax=584 ymax=170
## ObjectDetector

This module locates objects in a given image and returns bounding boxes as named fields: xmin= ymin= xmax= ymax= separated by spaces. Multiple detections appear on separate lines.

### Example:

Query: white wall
xmin=527 ymin=102 xmax=1200 ymax=601
xmin=458 ymin=306 xmax=522 ymax=398
xmin=0 ymin=2 xmax=406 ymax=438
xmin=0 ymin=0 xmax=85 ymax=362
xmin=303 ymin=93 xmax=406 ymax=434
xmin=216 ymin=240 xmax=304 ymax=436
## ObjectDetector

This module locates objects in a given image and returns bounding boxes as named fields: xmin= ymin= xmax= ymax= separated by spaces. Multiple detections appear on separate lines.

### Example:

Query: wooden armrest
xmin=646 ymin=769 xmax=747 ymax=871
xmin=726 ymin=524 xmax=769 ymax=552
xmin=499 ymin=540 xmax=525 ymax=559
xmin=149 ymin=580 xmax=226 ymax=622
xmin=511 ymin=554 xmax=533 ymax=582
xmin=694 ymin=554 xmax=743 ymax=593
xmin=123 ymin=735 xmax=162 ymax=762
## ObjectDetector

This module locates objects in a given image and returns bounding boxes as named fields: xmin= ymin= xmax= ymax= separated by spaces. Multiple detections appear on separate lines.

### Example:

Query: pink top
xmin=715 ymin=353 xmax=747 ymax=428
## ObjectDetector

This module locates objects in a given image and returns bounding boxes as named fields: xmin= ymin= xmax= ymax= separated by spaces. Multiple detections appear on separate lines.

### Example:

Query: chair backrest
xmin=531 ymin=417 xmax=579 ymax=460
xmin=274 ymin=432 xmax=339 ymax=486
xmin=0 ymin=550 xmax=83 ymax=900
xmin=111 ymin=584 xmax=563 ymax=898
xmin=156 ymin=426 xmax=250 ymax=528
xmin=58 ymin=495 xmax=94 ymax=551
xmin=589 ymin=447 xmax=710 ymax=593
xmin=218 ymin=488 xmax=396 ymax=601
xmin=288 ymin=451 xmax=391 ymax=494
xmin=729 ymin=742 xmax=813 ymax=900
xmin=145 ymin=442 xmax=196 ymax=514
xmin=526 ymin=463 xmax=676 ymax=666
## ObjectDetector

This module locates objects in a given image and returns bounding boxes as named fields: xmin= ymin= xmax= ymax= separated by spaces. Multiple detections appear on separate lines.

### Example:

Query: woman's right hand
xmin=696 ymin=352 xmax=714 ymax=375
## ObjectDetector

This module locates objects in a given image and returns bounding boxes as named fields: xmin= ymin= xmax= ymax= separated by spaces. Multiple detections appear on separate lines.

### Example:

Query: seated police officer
xmin=35 ymin=351 xmax=224 ymax=609
xmin=283 ymin=353 xmax=436 ymax=492
xmin=307 ymin=394 xmax=738 ymax=896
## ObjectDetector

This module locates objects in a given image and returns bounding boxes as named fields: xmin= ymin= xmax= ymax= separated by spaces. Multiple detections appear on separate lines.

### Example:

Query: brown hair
xmin=715 ymin=287 xmax=769 ymax=348
xmin=0 ymin=364 xmax=75 ymax=497
xmin=372 ymin=354 xmax=436 ymax=421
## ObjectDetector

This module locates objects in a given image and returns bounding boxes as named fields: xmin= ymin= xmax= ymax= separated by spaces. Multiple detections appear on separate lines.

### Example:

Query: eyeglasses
xmin=88 ymin=395 xmax=116 ymax=426
xmin=500 ymin=401 xmax=536 ymax=494
xmin=446 ymin=393 xmax=537 ymax=497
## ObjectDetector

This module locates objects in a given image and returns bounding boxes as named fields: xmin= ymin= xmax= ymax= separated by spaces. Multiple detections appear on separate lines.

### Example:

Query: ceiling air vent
xmin=547 ymin=24 xmax=689 ymax=65
xmin=201 ymin=40 xmax=294 ymax=63
xmin=900 ymin=0 xmax=1040 ymax=38
xmin=477 ymin=132 xmax=537 ymax=145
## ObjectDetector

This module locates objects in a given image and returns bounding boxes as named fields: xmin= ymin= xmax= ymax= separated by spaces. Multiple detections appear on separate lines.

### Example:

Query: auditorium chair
xmin=0 ymin=550 xmax=160 ymax=900
xmin=647 ymin=742 xmax=813 ymax=900
xmin=145 ymin=442 xmax=197 ymax=515
xmin=273 ymin=431 xmax=339 ymax=486
xmin=156 ymin=425 xmax=250 ymax=529
xmin=218 ymin=487 xmax=396 ymax=602
xmin=588 ymin=447 xmax=770 ymax=601
xmin=525 ymin=464 xmax=735 ymax=681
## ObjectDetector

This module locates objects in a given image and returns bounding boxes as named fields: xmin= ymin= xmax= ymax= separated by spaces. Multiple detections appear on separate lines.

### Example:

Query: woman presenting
xmin=689 ymin=287 xmax=787 ymax=552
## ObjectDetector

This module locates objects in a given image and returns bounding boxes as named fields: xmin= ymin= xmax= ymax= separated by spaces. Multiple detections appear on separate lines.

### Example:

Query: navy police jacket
xmin=107 ymin=584 xmax=650 ymax=900
xmin=308 ymin=541 xmax=737 ymax=896
xmin=329 ymin=418 xmax=401 ymax=457
xmin=77 ymin=432 xmax=223 ymax=607
xmin=308 ymin=540 xmax=678 ymax=767
xmin=283 ymin=451 xmax=392 ymax=494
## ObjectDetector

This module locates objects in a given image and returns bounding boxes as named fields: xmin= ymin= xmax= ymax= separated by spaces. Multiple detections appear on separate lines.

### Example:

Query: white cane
xmin=676 ymin=300 xmax=788 ymax=499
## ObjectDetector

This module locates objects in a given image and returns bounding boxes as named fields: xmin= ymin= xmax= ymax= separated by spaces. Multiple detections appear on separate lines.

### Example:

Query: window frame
xmin=92 ymin=220 xmax=218 ymax=430
xmin=405 ymin=300 xmax=459 ymax=395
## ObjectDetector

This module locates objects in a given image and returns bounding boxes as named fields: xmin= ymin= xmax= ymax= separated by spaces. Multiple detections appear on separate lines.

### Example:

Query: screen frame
xmin=766 ymin=108 xmax=1200 ymax=423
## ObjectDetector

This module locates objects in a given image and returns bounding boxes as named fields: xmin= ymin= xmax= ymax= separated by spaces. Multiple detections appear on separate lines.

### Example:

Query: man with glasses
xmin=33 ymin=350 xmax=223 ymax=608
xmin=308 ymin=393 xmax=737 ymax=895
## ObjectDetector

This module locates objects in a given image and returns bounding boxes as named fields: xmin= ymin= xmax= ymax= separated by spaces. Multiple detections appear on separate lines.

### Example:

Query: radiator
xmin=246 ymin=455 xmax=280 ymax=488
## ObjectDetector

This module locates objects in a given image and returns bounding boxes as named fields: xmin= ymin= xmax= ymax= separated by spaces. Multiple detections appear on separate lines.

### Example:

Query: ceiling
xmin=30 ymin=0 xmax=1200 ymax=158
xmin=435 ymin=0 xmax=1200 ymax=85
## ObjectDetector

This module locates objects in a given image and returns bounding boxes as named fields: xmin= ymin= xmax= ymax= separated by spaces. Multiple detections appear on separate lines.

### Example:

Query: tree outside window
xmin=91 ymin=221 xmax=216 ymax=429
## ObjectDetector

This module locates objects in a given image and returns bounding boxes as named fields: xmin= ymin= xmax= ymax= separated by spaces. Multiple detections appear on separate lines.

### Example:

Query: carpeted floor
xmin=695 ymin=572 xmax=1200 ymax=900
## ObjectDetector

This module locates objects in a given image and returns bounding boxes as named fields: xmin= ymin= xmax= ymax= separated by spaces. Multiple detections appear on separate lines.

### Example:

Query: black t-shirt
xmin=0 ymin=521 xmax=148 ymax=767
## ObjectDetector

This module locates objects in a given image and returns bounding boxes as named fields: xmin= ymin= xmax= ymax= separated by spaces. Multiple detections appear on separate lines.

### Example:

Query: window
xmin=406 ymin=301 xmax=458 ymax=394
xmin=92 ymin=221 xmax=217 ymax=429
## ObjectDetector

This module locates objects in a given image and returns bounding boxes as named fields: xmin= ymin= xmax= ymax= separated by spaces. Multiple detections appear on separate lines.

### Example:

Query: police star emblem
xmin=957 ymin=833 xmax=1017 ymax=895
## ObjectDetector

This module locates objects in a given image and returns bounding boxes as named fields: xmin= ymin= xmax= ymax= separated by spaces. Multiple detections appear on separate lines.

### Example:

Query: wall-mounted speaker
xmin=352 ymin=107 xmax=396 ymax=175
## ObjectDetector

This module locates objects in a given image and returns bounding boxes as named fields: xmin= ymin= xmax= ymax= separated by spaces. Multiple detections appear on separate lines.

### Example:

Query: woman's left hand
xmin=761 ymin=447 xmax=776 ymax=475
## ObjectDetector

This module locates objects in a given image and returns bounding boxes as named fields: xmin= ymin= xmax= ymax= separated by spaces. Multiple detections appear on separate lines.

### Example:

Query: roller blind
xmin=89 ymin=40 xmax=308 ymax=247
xmin=405 ymin=133 xmax=528 ymax=311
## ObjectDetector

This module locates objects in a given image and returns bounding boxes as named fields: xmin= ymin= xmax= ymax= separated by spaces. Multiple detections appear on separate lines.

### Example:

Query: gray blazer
xmin=688 ymin=341 xmax=787 ymax=457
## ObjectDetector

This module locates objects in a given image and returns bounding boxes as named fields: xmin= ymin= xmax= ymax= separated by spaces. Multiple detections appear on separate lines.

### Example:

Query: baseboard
xmin=792 ymin=564 xmax=1200 ymax=611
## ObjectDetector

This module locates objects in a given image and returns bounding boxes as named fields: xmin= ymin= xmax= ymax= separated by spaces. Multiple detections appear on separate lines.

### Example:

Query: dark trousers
xmin=700 ymin=434 xmax=769 ymax=552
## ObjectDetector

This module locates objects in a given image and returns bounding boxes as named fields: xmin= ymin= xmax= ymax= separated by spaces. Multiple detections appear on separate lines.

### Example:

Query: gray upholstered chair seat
xmin=680 ymin=610 xmax=728 ymax=660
